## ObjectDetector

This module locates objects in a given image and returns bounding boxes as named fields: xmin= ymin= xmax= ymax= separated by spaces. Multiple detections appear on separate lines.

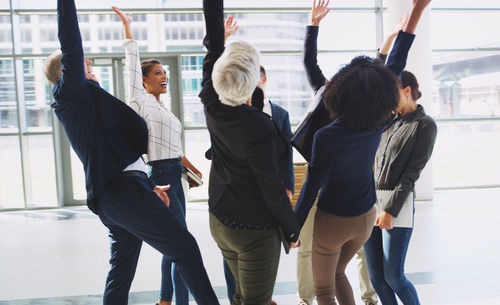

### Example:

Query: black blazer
xmin=51 ymin=0 xmax=148 ymax=212
xmin=270 ymin=102 xmax=295 ymax=192
xmin=200 ymin=0 xmax=298 ymax=241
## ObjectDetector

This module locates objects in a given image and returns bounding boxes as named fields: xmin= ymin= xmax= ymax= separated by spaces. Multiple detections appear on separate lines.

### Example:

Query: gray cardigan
xmin=374 ymin=105 xmax=437 ymax=217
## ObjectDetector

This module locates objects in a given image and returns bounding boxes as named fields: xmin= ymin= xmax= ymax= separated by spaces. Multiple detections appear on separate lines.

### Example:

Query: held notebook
xmin=182 ymin=166 xmax=203 ymax=187
xmin=375 ymin=190 xmax=414 ymax=228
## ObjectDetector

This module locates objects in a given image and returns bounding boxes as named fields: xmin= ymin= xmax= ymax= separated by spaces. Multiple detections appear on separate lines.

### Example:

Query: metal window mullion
xmin=112 ymin=58 xmax=125 ymax=100
xmin=375 ymin=0 xmax=384 ymax=48
xmin=9 ymin=0 xmax=31 ymax=208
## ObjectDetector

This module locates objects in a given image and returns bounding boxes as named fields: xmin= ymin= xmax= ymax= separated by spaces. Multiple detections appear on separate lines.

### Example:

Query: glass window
xmin=0 ymin=59 xmax=17 ymax=132
xmin=184 ymin=129 xmax=211 ymax=201
xmin=22 ymin=59 xmax=53 ymax=131
xmin=0 ymin=136 xmax=24 ymax=209
xmin=70 ymin=149 xmax=86 ymax=201
xmin=431 ymin=0 xmax=500 ymax=8
xmin=431 ymin=12 xmax=500 ymax=49
xmin=14 ymin=0 xmax=374 ymax=9
xmin=0 ymin=17 xmax=12 ymax=55
xmin=433 ymin=120 xmax=500 ymax=188
xmin=431 ymin=51 xmax=500 ymax=118
xmin=26 ymin=135 xmax=58 ymax=207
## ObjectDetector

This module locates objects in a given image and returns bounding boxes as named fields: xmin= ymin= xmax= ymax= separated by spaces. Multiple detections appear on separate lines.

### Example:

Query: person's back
xmin=313 ymin=120 xmax=382 ymax=217
xmin=206 ymin=100 xmax=288 ymax=227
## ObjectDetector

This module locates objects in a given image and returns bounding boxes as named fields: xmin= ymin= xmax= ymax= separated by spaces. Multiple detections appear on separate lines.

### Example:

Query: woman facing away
xmin=293 ymin=0 xmax=432 ymax=305
xmin=200 ymin=0 xmax=299 ymax=304
xmin=363 ymin=70 xmax=437 ymax=305
xmin=113 ymin=7 xmax=202 ymax=305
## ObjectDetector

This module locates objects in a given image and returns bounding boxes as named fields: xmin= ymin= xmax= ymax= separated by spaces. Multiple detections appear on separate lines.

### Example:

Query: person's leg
xmin=210 ymin=212 xmax=281 ymax=305
xmin=334 ymin=207 xmax=376 ymax=305
xmin=355 ymin=247 xmax=378 ymax=305
xmin=312 ymin=209 xmax=350 ymax=305
xmin=152 ymin=161 xmax=190 ymax=305
xmin=382 ymin=227 xmax=420 ymax=305
xmin=210 ymin=213 xmax=240 ymax=305
xmin=97 ymin=211 xmax=143 ymax=305
xmin=99 ymin=175 xmax=219 ymax=305
xmin=297 ymin=199 xmax=317 ymax=305
xmin=364 ymin=226 xmax=398 ymax=305
xmin=223 ymin=258 xmax=236 ymax=303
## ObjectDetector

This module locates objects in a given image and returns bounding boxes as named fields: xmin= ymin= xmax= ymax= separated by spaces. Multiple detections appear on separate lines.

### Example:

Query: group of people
xmin=44 ymin=0 xmax=436 ymax=304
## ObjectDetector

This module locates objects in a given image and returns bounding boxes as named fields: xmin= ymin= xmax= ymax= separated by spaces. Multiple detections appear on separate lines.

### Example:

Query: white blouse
xmin=123 ymin=39 xmax=183 ymax=162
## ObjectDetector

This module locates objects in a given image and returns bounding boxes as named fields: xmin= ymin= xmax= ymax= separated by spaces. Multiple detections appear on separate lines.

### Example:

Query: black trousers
xmin=96 ymin=174 xmax=219 ymax=305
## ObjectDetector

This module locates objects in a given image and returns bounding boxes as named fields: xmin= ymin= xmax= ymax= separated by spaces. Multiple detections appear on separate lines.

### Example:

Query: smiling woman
xmin=112 ymin=6 xmax=203 ymax=305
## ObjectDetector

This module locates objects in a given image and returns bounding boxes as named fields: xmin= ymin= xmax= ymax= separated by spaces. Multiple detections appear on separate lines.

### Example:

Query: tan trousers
xmin=312 ymin=207 xmax=377 ymax=305
xmin=296 ymin=199 xmax=318 ymax=305
xmin=355 ymin=247 xmax=378 ymax=304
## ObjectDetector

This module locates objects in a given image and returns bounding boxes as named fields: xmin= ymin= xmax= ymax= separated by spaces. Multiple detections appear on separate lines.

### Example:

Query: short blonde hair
xmin=212 ymin=41 xmax=260 ymax=106
xmin=44 ymin=49 xmax=63 ymax=85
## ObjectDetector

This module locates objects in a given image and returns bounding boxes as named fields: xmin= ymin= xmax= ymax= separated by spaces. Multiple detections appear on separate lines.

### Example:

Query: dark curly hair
xmin=323 ymin=56 xmax=400 ymax=130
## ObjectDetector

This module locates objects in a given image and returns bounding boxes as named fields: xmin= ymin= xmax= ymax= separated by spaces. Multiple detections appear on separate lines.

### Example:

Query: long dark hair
xmin=401 ymin=70 xmax=422 ymax=101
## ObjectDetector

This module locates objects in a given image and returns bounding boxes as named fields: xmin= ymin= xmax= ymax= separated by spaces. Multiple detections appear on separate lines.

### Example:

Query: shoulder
xmin=418 ymin=115 xmax=437 ymax=133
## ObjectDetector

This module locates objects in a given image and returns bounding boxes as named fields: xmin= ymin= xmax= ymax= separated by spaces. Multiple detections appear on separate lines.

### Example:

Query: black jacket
xmin=52 ymin=0 xmax=148 ymax=212
xmin=199 ymin=0 xmax=298 ymax=242
xmin=375 ymin=105 xmax=437 ymax=216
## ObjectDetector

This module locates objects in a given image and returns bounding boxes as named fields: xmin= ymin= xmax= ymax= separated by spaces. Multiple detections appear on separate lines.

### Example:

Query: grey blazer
xmin=374 ymin=105 xmax=437 ymax=217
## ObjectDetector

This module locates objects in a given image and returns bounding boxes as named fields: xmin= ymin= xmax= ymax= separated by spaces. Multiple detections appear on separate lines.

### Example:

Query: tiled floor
xmin=1 ymin=188 xmax=499 ymax=305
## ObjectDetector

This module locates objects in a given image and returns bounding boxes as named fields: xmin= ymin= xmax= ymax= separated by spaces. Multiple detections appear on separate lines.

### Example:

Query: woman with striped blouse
xmin=113 ymin=7 xmax=202 ymax=305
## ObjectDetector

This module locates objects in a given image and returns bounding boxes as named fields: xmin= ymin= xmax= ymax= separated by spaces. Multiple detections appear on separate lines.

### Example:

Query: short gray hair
xmin=44 ymin=49 xmax=63 ymax=85
xmin=212 ymin=41 xmax=260 ymax=106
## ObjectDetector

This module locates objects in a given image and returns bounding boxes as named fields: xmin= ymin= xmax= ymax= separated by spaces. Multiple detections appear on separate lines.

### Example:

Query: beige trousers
xmin=296 ymin=199 xmax=318 ymax=305
xmin=312 ymin=207 xmax=377 ymax=305
xmin=355 ymin=247 xmax=378 ymax=304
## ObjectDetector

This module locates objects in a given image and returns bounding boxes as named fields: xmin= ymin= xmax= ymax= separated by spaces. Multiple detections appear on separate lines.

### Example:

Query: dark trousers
xmin=96 ymin=174 xmax=219 ymax=305
xmin=210 ymin=213 xmax=280 ymax=305
xmin=150 ymin=159 xmax=189 ymax=305
xmin=223 ymin=258 xmax=236 ymax=302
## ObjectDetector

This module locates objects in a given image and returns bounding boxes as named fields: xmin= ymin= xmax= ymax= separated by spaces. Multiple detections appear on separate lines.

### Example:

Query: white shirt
xmin=122 ymin=157 xmax=148 ymax=173
xmin=123 ymin=39 xmax=183 ymax=162
xmin=263 ymin=97 xmax=273 ymax=118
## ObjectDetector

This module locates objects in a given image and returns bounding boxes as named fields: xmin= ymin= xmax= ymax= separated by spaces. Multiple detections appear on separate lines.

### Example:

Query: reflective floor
xmin=1 ymin=188 xmax=499 ymax=305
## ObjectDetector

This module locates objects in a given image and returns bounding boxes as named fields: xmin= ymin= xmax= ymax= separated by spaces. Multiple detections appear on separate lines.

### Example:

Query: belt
xmin=148 ymin=157 xmax=182 ymax=167
xmin=119 ymin=170 xmax=156 ymax=189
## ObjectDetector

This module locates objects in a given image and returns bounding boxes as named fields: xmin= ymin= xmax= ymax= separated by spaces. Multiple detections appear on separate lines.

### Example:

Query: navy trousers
xmin=96 ymin=174 xmax=219 ymax=305
xmin=150 ymin=159 xmax=189 ymax=305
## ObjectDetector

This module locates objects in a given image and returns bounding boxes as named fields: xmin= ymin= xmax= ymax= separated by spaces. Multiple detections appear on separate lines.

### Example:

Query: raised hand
xmin=404 ymin=0 xmax=432 ymax=34
xmin=391 ymin=13 xmax=409 ymax=37
xmin=311 ymin=0 xmax=331 ymax=26
xmin=112 ymin=6 xmax=133 ymax=39
xmin=379 ymin=13 xmax=409 ymax=55
xmin=224 ymin=15 xmax=239 ymax=43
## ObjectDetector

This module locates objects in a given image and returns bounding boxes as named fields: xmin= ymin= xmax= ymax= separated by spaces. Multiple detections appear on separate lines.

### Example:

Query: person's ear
xmin=142 ymin=76 xmax=147 ymax=88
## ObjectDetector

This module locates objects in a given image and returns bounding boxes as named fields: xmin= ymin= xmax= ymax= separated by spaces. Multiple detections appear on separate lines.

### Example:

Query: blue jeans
xmin=150 ymin=159 xmax=189 ymax=305
xmin=364 ymin=225 xmax=420 ymax=305
xmin=96 ymin=173 xmax=219 ymax=305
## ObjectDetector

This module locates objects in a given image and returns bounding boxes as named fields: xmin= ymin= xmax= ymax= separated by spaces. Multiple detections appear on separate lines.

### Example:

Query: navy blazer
xmin=51 ymin=0 xmax=148 ymax=212
xmin=270 ymin=102 xmax=295 ymax=192
xmin=294 ymin=27 xmax=416 ymax=231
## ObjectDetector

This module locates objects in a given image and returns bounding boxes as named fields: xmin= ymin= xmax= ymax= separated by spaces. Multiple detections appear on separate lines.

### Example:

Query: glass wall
xmin=1 ymin=1 xmax=499 ymax=209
